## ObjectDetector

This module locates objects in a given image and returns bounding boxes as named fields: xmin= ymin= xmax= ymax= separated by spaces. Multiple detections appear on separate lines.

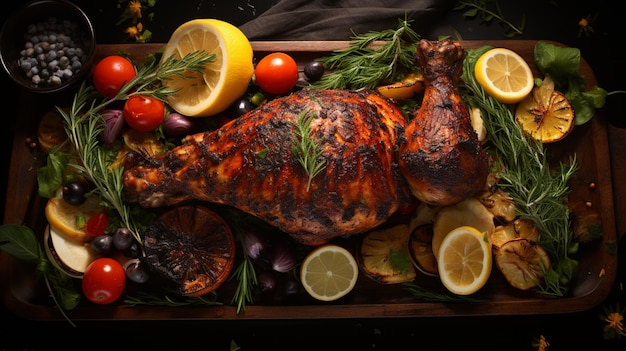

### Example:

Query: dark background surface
xmin=2 ymin=0 xmax=625 ymax=350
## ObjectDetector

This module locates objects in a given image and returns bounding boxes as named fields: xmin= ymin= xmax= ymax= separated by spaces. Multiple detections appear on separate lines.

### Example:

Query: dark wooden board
xmin=1 ymin=41 xmax=619 ymax=321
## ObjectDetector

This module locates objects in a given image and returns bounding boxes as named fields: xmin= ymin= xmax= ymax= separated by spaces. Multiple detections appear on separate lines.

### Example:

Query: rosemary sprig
xmin=453 ymin=0 xmax=525 ymax=38
xmin=291 ymin=111 xmax=326 ymax=192
xmin=57 ymin=50 xmax=214 ymax=244
xmin=229 ymin=255 xmax=257 ymax=314
xmin=403 ymin=282 xmax=483 ymax=303
xmin=124 ymin=291 xmax=221 ymax=307
xmin=308 ymin=18 xmax=420 ymax=90
xmin=461 ymin=46 xmax=578 ymax=296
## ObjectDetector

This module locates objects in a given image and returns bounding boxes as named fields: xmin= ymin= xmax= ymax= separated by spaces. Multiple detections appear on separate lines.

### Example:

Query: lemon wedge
xmin=161 ymin=19 xmax=254 ymax=117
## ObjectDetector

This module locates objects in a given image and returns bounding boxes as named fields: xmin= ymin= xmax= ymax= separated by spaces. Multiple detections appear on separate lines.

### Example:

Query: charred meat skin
xmin=123 ymin=89 xmax=412 ymax=246
xmin=399 ymin=39 xmax=489 ymax=206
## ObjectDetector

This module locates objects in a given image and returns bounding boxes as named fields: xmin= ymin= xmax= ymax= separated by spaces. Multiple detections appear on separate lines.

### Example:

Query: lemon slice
xmin=161 ymin=19 xmax=254 ymax=117
xmin=437 ymin=226 xmax=492 ymax=295
xmin=515 ymin=75 xmax=575 ymax=143
xmin=431 ymin=197 xmax=495 ymax=261
xmin=44 ymin=188 xmax=106 ymax=243
xmin=474 ymin=47 xmax=534 ymax=104
xmin=300 ymin=244 xmax=359 ymax=301
xmin=359 ymin=224 xmax=416 ymax=284
xmin=495 ymin=238 xmax=550 ymax=290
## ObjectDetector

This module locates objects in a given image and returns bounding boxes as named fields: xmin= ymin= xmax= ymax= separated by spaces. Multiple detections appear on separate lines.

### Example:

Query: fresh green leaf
xmin=0 ymin=225 xmax=41 ymax=263
xmin=389 ymin=249 xmax=411 ymax=274
xmin=0 ymin=224 xmax=80 ymax=311
xmin=36 ymin=151 xmax=68 ymax=198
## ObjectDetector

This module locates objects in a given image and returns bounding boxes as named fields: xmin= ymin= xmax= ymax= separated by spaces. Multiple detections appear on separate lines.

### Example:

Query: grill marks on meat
xmin=123 ymin=89 xmax=412 ymax=246
xmin=399 ymin=39 xmax=489 ymax=206
xmin=123 ymin=39 xmax=490 ymax=246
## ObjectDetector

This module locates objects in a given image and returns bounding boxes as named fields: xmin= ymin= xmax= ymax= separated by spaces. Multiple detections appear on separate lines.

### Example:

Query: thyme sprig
xmin=453 ymin=0 xmax=525 ymax=38
xmin=461 ymin=46 xmax=578 ymax=296
xmin=291 ymin=111 xmax=326 ymax=192
xmin=309 ymin=18 xmax=420 ymax=90
xmin=57 ymin=50 xmax=214 ymax=244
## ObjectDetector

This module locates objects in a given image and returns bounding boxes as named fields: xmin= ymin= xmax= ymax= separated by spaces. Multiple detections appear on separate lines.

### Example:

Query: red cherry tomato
xmin=82 ymin=258 xmax=126 ymax=304
xmin=92 ymin=55 xmax=136 ymax=98
xmin=254 ymin=52 xmax=299 ymax=95
xmin=123 ymin=95 xmax=165 ymax=132
xmin=84 ymin=211 xmax=110 ymax=237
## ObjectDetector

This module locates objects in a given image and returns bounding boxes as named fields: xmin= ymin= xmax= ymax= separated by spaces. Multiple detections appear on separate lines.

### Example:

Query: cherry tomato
xmin=82 ymin=258 xmax=126 ymax=304
xmin=123 ymin=95 xmax=165 ymax=132
xmin=254 ymin=52 xmax=299 ymax=95
xmin=84 ymin=211 xmax=110 ymax=237
xmin=92 ymin=55 xmax=136 ymax=98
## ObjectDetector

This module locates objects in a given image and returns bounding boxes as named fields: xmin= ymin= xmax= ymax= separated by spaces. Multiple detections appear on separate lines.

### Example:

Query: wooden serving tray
xmin=1 ymin=40 xmax=620 ymax=321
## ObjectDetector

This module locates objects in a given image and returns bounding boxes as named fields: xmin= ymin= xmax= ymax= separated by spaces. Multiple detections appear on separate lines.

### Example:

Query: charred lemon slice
xmin=495 ymin=238 xmax=550 ymax=290
xmin=142 ymin=206 xmax=236 ymax=297
xmin=376 ymin=72 xmax=424 ymax=100
xmin=515 ymin=75 xmax=575 ymax=143
xmin=359 ymin=224 xmax=416 ymax=284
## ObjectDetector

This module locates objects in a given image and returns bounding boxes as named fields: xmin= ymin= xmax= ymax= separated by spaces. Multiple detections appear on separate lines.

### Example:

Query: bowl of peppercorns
xmin=0 ymin=0 xmax=96 ymax=93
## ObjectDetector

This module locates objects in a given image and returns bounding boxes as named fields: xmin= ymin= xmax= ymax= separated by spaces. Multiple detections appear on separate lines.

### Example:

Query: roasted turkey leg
xmin=123 ymin=89 xmax=413 ymax=246
xmin=399 ymin=39 xmax=488 ymax=206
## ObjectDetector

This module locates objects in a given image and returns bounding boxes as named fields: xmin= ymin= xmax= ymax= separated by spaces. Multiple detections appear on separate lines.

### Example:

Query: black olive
xmin=303 ymin=61 xmax=325 ymax=82
xmin=124 ymin=258 xmax=150 ymax=284
xmin=91 ymin=235 xmax=114 ymax=255
xmin=113 ymin=227 xmax=134 ymax=251
xmin=62 ymin=181 xmax=87 ymax=206
xmin=228 ymin=98 xmax=255 ymax=117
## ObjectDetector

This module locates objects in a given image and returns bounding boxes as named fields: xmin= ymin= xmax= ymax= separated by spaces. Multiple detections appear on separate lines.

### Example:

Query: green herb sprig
xmin=124 ymin=291 xmax=221 ymax=307
xmin=0 ymin=224 xmax=80 ymax=322
xmin=58 ymin=50 xmax=214 ymax=244
xmin=291 ymin=111 xmax=326 ymax=192
xmin=308 ymin=18 xmax=420 ymax=90
xmin=403 ymin=281 xmax=483 ymax=303
xmin=461 ymin=46 xmax=578 ymax=296
xmin=454 ymin=0 xmax=525 ymax=38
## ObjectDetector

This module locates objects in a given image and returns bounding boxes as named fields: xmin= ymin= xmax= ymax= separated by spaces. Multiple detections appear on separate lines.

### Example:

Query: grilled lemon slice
xmin=515 ymin=75 xmax=575 ymax=143
xmin=359 ymin=224 xmax=415 ymax=284
xmin=495 ymin=238 xmax=550 ymax=290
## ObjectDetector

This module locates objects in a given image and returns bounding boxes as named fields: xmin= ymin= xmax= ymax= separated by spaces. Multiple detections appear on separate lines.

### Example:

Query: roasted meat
xmin=123 ymin=39 xmax=489 ymax=246
xmin=123 ymin=89 xmax=413 ymax=246
xmin=399 ymin=39 xmax=489 ymax=206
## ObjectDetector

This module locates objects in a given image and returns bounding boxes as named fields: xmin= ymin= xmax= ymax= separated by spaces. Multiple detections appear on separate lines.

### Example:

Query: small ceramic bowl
xmin=0 ymin=0 xmax=96 ymax=93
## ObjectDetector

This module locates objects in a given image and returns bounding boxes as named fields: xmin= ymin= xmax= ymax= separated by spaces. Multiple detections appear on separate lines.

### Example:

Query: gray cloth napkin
xmin=239 ymin=0 xmax=457 ymax=40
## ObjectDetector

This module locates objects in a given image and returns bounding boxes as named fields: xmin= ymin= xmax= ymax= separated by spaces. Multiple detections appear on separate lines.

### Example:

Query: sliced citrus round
xmin=359 ymin=224 xmax=416 ymax=284
xmin=515 ymin=75 xmax=575 ymax=143
xmin=409 ymin=224 xmax=438 ymax=276
xmin=45 ymin=188 xmax=107 ymax=243
xmin=432 ymin=197 xmax=495 ymax=260
xmin=376 ymin=72 xmax=424 ymax=100
xmin=437 ymin=226 xmax=492 ymax=295
xmin=495 ymin=238 xmax=550 ymax=290
xmin=160 ymin=19 xmax=254 ymax=117
xmin=38 ymin=109 xmax=69 ymax=153
xmin=474 ymin=47 xmax=534 ymax=104
xmin=300 ymin=244 xmax=359 ymax=301
xmin=142 ymin=206 xmax=236 ymax=297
